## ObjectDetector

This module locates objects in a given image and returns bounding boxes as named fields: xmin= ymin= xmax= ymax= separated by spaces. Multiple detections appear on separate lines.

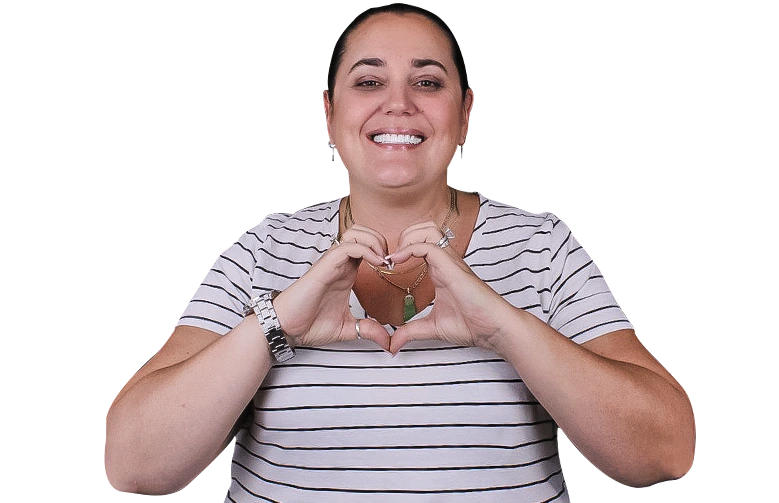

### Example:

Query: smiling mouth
xmin=371 ymin=133 xmax=425 ymax=145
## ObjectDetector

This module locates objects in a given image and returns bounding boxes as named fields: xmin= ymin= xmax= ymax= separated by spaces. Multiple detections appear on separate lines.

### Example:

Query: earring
xmin=328 ymin=141 xmax=336 ymax=162
xmin=455 ymin=143 xmax=465 ymax=161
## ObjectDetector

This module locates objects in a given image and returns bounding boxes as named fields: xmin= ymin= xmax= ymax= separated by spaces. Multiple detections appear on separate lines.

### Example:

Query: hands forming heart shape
xmin=271 ymin=221 xmax=515 ymax=356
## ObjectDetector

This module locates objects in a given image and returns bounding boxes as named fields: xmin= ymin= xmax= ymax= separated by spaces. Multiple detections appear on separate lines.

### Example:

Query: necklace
xmin=344 ymin=187 xmax=458 ymax=322
xmin=373 ymin=262 xmax=429 ymax=322
xmin=345 ymin=187 xmax=458 ymax=237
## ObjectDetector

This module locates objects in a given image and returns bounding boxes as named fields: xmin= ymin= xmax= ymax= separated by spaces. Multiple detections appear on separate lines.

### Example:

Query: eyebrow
xmin=347 ymin=57 xmax=449 ymax=74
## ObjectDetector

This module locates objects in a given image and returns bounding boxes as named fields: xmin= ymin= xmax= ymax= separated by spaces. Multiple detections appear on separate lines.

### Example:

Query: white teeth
xmin=372 ymin=133 xmax=423 ymax=145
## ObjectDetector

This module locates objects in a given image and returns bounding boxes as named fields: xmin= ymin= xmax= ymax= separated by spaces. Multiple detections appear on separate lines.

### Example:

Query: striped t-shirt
xmin=178 ymin=194 xmax=632 ymax=502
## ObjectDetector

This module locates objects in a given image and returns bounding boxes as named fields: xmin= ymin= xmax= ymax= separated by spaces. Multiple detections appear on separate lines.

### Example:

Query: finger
xmin=397 ymin=222 xmax=450 ymax=250
xmin=352 ymin=317 xmax=392 ymax=352
xmin=396 ymin=221 xmax=443 ymax=249
xmin=390 ymin=317 xmax=438 ymax=354
xmin=339 ymin=224 xmax=389 ymax=258
xmin=315 ymin=240 xmax=386 ymax=277
xmin=347 ymin=224 xmax=388 ymax=247
xmin=388 ymin=241 xmax=445 ymax=267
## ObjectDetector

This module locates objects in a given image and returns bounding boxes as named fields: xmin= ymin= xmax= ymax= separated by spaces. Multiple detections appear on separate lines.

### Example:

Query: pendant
xmin=403 ymin=293 xmax=416 ymax=322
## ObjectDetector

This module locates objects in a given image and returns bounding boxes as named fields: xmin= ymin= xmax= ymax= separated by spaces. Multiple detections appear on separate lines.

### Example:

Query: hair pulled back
xmin=327 ymin=3 xmax=470 ymax=103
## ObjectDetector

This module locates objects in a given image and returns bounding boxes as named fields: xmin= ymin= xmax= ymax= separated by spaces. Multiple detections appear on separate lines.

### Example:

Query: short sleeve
xmin=176 ymin=227 xmax=263 ymax=335
xmin=543 ymin=216 xmax=633 ymax=344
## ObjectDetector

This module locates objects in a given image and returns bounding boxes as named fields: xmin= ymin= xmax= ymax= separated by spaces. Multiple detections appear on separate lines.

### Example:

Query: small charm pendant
xmin=403 ymin=293 xmax=416 ymax=322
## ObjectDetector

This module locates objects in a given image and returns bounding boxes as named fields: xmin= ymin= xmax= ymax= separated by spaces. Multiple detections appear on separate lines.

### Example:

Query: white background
xmin=1 ymin=1 xmax=777 ymax=501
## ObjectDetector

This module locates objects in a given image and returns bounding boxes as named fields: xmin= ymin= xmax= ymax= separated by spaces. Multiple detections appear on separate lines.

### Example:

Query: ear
xmin=459 ymin=88 xmax=474 ymax=146
xmin=323 ymin=90 xmax=334 ymax=141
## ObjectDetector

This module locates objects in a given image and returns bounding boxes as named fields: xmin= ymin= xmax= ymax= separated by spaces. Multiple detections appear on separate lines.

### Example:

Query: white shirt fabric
xmin=178 ymin=194 xmax=633 ymax=502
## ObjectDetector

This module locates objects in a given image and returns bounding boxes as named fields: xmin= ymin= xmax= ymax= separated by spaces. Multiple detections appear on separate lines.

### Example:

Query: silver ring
xmin=355 ymin=319 xmax=362 ymax=340
xmin=435 ymin=235 xmax=450 ymax=248
xmin=331 ymin=236 xmax=340 ymax=247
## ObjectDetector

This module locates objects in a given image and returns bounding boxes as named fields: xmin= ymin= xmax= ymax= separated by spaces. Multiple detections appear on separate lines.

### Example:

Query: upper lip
xmin=367 ymin=128 xmax=427 ymax=141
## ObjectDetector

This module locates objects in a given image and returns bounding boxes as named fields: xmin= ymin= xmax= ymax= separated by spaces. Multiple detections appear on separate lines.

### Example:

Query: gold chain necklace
xmin=344 ymin=187 xmax=458 ymax=322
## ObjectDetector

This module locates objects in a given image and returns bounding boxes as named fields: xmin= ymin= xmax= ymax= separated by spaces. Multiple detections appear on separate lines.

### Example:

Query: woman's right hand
xmin=271 ymin=224 xmax=392 ymax=351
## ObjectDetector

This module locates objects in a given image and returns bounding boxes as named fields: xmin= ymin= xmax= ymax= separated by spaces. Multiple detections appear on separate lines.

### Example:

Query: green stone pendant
xmin=403 ymin=293 xmax=417 ymax=322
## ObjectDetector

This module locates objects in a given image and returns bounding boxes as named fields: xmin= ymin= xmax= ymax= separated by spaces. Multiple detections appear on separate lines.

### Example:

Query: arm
xmin=389 ymin=224 xmax=695 ymax=487
xmin=105 ymin=320 xmax=274 ymax=494
xmin=105 ymin=226 xmax=391 ymax=494
xmin=489 ymin=312 xmax=695 ymax=487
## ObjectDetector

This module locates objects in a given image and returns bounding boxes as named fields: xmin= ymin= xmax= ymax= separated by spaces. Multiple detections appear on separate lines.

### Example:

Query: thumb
xmin=354 ymin=317 xmax=392 ymax=352
xmin=390 ymin=317 xmax=437 ymax=355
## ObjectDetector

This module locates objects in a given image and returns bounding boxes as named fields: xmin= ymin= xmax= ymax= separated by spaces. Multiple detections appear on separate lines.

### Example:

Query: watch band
xmin=243 ymin=291 xmax=296 ymax=363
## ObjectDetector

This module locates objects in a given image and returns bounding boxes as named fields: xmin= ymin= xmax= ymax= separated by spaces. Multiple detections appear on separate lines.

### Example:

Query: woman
xmin=105 ymin=4 xmax=695 ymax=501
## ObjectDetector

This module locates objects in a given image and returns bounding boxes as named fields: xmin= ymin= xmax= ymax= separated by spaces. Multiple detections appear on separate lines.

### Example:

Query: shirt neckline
xmin=326 ymin=193 xmax=490 ymax=329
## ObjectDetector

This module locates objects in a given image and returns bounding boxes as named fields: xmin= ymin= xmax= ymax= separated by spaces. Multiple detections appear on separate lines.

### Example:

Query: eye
xmin=355 ymin=79 xmax=382 ymax=88
xmin=415 ymin=79 xmax=442 ymax=89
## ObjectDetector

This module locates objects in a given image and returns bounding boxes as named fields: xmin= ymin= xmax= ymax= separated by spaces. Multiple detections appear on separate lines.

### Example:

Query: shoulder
xmin=240 ymin=199 xmax=341 ymax=248
xmin=475 ymin=194 xmax=569 ymax=242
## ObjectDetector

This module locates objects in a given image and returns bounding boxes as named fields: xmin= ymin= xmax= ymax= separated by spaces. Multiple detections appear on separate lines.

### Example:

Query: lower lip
xmin=369 ymin=138 xmax=424 ymax=149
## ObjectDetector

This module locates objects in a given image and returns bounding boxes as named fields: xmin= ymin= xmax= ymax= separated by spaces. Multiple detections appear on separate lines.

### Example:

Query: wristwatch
xmin=243 ymin=291 xmax=296 ymax=363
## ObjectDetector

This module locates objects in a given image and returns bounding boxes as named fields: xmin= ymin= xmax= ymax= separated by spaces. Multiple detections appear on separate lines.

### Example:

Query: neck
xmin=344 ymin=181 xmax=454 ymax=252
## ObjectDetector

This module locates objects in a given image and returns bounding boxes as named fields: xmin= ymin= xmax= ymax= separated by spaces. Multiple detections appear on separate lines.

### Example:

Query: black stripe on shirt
xmin=231 ymin=460 xmax=563 ymax=494
xmin=482 ymin=224 xmax=552 ymax=236
xmin=189 ymin=298 xmax=242 ymax=317
xmin=260 ymin=377 xmax=524 ymax=391
xmin=474 ymin=211 xmax=545 ymax=234
xmin=463 ymin=232 xmax=550 ymax=259
xmin=471 ymin=248 xmax=552 ymax=269
xmin=234 ymin=240 xmax=258 ymax=261
xmin=293 ymin=344 xmax=466 ymax=354
xmin=254 ymin=419 xmax=554 ymax=432
xmin=219 ymin=253 xmax=249 ymax=275
xmin=257 ymin=246 xmax=315 ymax=267
xmin=569 ymin=318 xmax=630 ymax=340
xmin=551 ymin=259 xmax=593 ymax=298
xmin=546 ymin=292 xmax=606 ymax=323
xmin=273 ymin=358 xmax=507 ymax=371
xmin=481 ymin=265 xmax=551 ymax=284
xmin=179 ymin=314 xmax=233 ymax=330
xmin=200 ymin=283 xmax=251 ymax=305
xmin=235 ymin=442 xmax=560 ymax=472
xmin=209 ymin=268 xmax=251 ymax=299
xmin=555 ymin=304 xmax=624 ymax=331
xmin=246 ymin=430 xmax=556 ymax=452
xmin=266 ymin=223 xmax=334 ymax=239
xmin=254 ymin=400 xmax=539 ymax=413
xmin=254 ymin=264 xmax=303 ymax=281
xmin=550 ymin=231 xmax=573 ymax=263
xmin=265 ymin=234 xmax=329 ymax=254
xmin=228 ymin=477 xmax=282 ymax=503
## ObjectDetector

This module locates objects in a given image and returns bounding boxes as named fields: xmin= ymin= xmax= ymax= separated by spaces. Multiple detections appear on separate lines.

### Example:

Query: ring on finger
xmin=355 ymin=319 xmax=362 ymax=340
xmin=436 ymin=228 xmax=455 ymax=249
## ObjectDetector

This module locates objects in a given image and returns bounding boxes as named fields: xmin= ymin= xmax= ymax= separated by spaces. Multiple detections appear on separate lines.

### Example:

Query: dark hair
xmin=326 ymin=3 xmax=470 ymax=103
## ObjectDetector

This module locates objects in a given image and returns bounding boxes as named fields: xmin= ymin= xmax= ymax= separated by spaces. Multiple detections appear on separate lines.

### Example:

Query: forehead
xmin=342 ymin=13 xmax=453 ymax=66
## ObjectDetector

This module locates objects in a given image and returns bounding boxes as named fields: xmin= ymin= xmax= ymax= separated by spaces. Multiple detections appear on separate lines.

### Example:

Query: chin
xmin=373 ymin=167 xmax=426 ymax=189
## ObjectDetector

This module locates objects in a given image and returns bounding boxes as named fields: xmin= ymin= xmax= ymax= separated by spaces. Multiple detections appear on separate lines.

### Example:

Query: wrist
xmin=243 ymin=291 xmax=296 ymax=363
xmin=477 ymin=301 xmax=531 ymax=357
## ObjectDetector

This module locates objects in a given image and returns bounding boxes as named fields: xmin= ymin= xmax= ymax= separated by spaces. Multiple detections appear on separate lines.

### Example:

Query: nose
xmin=383 ymin=84 xmax=418 ymax=116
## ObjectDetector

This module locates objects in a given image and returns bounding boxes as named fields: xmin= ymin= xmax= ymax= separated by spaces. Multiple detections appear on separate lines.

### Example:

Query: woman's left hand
xmin=388 ymin=222 xmax=515 ymax=355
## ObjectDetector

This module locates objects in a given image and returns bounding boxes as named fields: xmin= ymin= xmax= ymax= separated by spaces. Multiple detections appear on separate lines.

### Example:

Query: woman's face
xmin=325 ymin=13 xmax=473 ymax=192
